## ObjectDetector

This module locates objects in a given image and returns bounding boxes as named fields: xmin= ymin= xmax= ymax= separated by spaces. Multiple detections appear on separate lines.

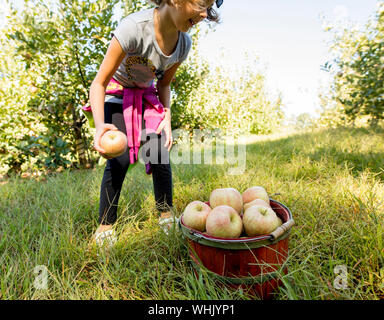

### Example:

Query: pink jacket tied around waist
xmin=82 ymin=78 xmax=165 ymax=175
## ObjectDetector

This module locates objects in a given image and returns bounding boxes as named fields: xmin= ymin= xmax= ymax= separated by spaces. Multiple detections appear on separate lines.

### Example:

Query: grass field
xmin=1 ymin=126 xmax=383 ymax=300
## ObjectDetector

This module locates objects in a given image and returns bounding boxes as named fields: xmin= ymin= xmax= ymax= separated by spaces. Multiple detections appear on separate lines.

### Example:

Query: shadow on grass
xmin=309 ymin=148 xmax=384 ymax=178
xmin=246 ymin=126 xmax=384 ymax=181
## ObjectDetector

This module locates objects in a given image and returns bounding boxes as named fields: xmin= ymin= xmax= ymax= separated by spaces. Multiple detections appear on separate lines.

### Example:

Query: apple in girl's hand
xmin=242 ymin=186 xmax=270 ymax=205
xmin=209 ymin=188 xmax=243 ymax=214
xmin=100 ymin=130 xmax=127 ymax=158
xmin=182 ymin=201 xmax=212 ymax=232
xmin=243 ymin=198 xmax=271 ymax=211
xmin=243 ymin=205 xmax=279 ymax=236
xmin=206 ymin=205 xmax=243 ymax=238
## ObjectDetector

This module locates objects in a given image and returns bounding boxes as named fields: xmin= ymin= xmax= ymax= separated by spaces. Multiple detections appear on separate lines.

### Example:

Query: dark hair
xmin=151 ymin=0 xmax=220 ymax=23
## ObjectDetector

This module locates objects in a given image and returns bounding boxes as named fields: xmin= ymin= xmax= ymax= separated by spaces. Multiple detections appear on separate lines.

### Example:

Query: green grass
xmin=1 ymin=126 xmax=384 ymax=300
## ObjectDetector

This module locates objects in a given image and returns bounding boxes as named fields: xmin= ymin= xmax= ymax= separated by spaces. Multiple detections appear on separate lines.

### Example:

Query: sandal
xmin=159 ymin=216 xmax=179 ymax=235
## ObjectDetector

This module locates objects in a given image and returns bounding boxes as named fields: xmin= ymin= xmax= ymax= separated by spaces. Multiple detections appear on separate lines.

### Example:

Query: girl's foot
xmin=159 ymin=211 xmax=179 ymax=235
xmin=93 ymin=224 xmax=117 ymax=248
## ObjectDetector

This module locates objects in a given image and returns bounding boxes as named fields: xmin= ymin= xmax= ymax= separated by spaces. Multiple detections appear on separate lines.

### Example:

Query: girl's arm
xmin=155 ymin=62 xmax=182 ymax=151
xmin=90 ymin=37 xmax=126 ymax=157
xmin=90 ymin=37 xmax=126 ymax=129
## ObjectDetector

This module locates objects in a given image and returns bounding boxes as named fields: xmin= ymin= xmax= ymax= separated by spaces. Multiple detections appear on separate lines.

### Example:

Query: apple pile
xmin=182 ymin=186 xmax=283 ymax=238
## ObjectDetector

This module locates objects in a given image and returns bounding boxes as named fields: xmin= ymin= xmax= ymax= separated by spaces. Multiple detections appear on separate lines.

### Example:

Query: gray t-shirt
xmin=106 ymin=8 xmax=192 ymax=103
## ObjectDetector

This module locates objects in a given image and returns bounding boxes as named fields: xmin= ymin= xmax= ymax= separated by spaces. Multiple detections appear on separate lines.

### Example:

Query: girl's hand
xmin=94 ymin=123 xmax=119 ymax=160
xmin=155 ymin=110 xmax=173 ymax=152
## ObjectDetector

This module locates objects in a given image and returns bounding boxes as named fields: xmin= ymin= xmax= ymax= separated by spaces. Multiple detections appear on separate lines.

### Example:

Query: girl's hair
xmin=151 ymin=0 xmax=220 ymax=22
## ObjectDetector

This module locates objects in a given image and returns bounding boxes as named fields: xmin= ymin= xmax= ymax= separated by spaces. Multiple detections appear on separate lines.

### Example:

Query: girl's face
xmin=170 ymin=0 xmax=215 ymax=32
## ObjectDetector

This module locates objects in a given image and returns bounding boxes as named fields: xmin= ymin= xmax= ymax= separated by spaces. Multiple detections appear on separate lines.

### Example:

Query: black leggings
xmin=98 ymin=102 xmax=173 ymax=225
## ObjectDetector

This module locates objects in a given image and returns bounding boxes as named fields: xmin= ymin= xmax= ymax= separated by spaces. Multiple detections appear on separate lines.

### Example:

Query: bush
xmin=0 ymin=0 xmax=122 ymax=177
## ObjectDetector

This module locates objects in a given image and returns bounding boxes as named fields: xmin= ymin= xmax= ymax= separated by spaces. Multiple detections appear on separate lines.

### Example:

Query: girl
xmin=89 ymin=0 xmax=222 ymax=246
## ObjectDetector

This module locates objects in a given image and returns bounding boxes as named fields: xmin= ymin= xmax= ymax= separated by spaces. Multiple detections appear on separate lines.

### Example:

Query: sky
xmin=197 ymin=0 xmax=381 ymax=117
xmin=3 ymin=0 xmax=381 ymax=118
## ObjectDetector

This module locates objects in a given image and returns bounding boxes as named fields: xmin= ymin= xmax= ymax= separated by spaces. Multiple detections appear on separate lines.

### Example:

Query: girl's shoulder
xmin=113 ymin=9 xmax=154 ymax=51
xmin=124 ymin=8 xmax=154 ymax=25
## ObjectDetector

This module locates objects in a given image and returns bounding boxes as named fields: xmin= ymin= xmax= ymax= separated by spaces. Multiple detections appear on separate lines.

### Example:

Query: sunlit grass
xmin=1 ymin=126 xmax=383 ymax=300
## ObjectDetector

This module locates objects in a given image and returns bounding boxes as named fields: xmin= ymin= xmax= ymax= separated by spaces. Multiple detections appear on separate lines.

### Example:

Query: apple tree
xmin=2 ymin=0 xmax=119 ymax=176
xmin=324 ymin=2 xmax=384 ymax=126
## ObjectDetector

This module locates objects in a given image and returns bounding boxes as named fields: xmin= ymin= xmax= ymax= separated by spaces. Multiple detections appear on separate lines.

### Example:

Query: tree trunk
xmin=71 ymin=107 xmax=88 ymax=168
